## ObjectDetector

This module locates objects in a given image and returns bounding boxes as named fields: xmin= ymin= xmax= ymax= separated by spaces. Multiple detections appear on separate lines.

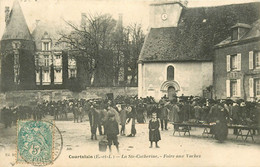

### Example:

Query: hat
xmin=240 ymin=102 xmax=246 ymax=106
xmin=108 ymin=113 xmax=115 ymax=117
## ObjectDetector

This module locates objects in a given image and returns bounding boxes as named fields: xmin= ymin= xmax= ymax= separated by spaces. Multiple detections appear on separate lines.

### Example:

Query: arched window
xmin=167 ymin=66 xmax=174 ymax=80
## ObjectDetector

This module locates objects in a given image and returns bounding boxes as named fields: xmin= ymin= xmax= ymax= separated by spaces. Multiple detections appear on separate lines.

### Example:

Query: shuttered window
xmin=230 ymin=80 xmax=237 ymax=97
xmin=249 ymin=51 xmax=260 ymax=69
xmin=227 ymin=79 xmax=241 ymax=97
xmin=237 ymin=53 xmax=241 ymax=70
xmin=227 ymin=55 xmax=230 ymax=72
xmin=231 ymin=54 xmax=238 ymax=70
xmin=249 ymin=51 xmax=254 ymax=69
xmin=249 ymin=78 xmax=254 ymax=97
xmin=255 ymin=52 xmax=260 ymax=68
xmin=255 ymin=79 xmax=260 ymax=96
xmin=227 ymin=54 xmax=241 ymax=72
xmin=226 ymin=80 xmax=230 ymax=97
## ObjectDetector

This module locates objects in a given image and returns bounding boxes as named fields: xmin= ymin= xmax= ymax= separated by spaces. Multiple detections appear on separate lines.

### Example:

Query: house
xmin=32 ymin=21 xmax=77 ymax=89
xmin=214 ymin=20 xmax=260 ymax=101
xmin=0 ymin=0 xmax=77 ymax=91
xmin=138 ymin=0 xmax=260 ymax=102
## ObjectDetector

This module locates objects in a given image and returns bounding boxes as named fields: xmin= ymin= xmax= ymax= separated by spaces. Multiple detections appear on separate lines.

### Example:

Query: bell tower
xmin=149 ymin=0 xmax=187 ymax=28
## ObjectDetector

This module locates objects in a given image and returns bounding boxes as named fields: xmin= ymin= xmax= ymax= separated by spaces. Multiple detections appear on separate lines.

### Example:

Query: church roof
xmin=1 ymin=0 xmax=32 ymax=41
xmin=139 ymin=2 xmax=260 ymax=62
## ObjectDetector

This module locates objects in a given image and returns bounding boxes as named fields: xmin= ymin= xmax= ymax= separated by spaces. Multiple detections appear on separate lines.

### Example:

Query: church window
xmin=167 ymin=66 xmax=174 ymax=81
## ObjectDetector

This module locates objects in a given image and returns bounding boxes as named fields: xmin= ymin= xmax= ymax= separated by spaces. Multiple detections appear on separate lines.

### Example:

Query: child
xmin=149 ymin=112 xmax=161 ymax=148
xmin=104 ymin=113 xmax=119 ymax=152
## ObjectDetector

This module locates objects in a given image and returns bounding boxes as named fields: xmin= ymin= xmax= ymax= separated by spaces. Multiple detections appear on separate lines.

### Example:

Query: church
xmin=138 ymin=0 xmax=260 ymax=101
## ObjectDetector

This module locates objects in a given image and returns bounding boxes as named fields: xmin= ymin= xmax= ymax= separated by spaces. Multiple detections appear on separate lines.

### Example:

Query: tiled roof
xmin=1 ymin=0 xmax=32 ymax=41
xmin=216 ymin=19 xmax=260 ymax=47
xmin=139 ymin=2 xmax=260 ymax=62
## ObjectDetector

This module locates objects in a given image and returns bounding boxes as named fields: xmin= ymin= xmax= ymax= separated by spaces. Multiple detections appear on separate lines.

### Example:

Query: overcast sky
xmin=0 ymin=0 xmax=259 ymax=37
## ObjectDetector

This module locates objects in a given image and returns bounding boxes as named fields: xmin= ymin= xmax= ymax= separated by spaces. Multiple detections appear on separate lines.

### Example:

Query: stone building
xmin=32 ymin=21 xmax=77 ymax=89
xmin=0 ymin=0 xmax=77 ymax=91
xmin=138 ymin=0 xmax=260 ymax=101
xmin=214 ymin=20 xmax=260 ymax=101
xmin=0 ymin=0 xmax=35 ymax=91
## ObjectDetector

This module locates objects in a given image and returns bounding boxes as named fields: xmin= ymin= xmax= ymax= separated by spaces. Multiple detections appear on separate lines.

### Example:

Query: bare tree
xmin=58 ymin=13 xmax=116 ymax=87
xmin=58 ymin=13 xmax=145 ymax=87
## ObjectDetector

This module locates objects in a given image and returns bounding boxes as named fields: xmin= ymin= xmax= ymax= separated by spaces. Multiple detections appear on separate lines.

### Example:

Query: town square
xmin=0 ymin=0 xmax=260 ymax=166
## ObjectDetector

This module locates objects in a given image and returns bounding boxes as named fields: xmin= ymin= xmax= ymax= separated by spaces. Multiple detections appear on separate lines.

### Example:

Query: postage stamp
xmin=16 ymin=120 xmax=54 ymax=165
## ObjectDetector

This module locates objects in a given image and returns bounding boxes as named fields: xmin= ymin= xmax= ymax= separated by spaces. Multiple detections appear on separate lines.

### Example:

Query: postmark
xmin=16 ymin=120 xmax=63 ymax=166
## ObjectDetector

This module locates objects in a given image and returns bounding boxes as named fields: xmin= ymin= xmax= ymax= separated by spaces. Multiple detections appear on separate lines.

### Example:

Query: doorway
xmin=168 ymin=86 xmax=176 ymax=100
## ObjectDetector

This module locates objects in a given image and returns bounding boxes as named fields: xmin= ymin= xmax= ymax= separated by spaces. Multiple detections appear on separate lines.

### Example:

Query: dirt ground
xmin=0 ymin=114 xmax=260 ymax=167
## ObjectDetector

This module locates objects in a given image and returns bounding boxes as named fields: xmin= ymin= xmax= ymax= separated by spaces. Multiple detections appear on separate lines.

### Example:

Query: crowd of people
xmin=1 ymin=95 xmax=260 ymax=150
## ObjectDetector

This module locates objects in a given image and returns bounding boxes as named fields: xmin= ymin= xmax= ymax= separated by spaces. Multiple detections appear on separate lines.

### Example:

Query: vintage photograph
xmin=0 ymin=0 xmax=260 ymax=166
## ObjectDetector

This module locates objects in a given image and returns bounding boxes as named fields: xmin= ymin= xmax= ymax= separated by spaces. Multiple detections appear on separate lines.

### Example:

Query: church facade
xmin=138 ymin=1 xmax=260 ymax=102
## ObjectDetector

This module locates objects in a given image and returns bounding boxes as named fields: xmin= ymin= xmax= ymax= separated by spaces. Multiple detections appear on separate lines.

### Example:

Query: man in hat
xmin=230 ymin=102 xmax=240 ymax=134
xmin=88 ymin=104 xmax=99 ymax=140
xmin=104 ymin=113 xmax=119 ymax=153
xmin=159 ymin=103 xmax=169 ymax=131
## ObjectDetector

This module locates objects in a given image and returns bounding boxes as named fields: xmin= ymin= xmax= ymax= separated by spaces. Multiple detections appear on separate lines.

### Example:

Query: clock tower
xmin=149 ymin=0 xmax=187 ymax=28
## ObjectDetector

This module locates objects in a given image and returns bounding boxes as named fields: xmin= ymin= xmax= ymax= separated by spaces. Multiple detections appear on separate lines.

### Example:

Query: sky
xmin=0 ymin=0 xmax=259 ymax=37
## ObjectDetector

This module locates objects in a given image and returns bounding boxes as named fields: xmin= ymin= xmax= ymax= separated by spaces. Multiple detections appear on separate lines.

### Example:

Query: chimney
xmin=117 ymin=13 xmax=123 ymax=32
xmin=81 ymin=13 xmax=86 ymax=28
xmin=36 ymin=20 xmax=40 ymax=26
xmin=5 ymin=6 xmax=10 ymax=25
xmin=118 ymin=13 xmax=123 ymax=27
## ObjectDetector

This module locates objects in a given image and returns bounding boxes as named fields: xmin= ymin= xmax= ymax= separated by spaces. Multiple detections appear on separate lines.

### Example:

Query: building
xmin=1 ymin=0 xmax=35 ymax=91
xmin=138 ymin=0 xmax=260 ymax=101
xmin=0 ymin=0 xmax=77 ymax=91
xmin=214 ymin=20 xmax=260 ymax=101
xmin=32 ymin=21 xmax=77 ymax=89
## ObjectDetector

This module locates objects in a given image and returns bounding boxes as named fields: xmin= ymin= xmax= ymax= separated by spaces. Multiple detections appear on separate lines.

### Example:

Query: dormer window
xmin=231 ymin=23 xmax=251 ymax=41
xmin=43 ymin=42 xmax=50 ymax=51
xmin=41 ymin=31 xmax=51 ymax=51
xmin=231 ymin=28 xmax=238 ymax=41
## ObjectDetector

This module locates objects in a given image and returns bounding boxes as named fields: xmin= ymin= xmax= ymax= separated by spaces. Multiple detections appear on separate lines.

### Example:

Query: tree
xmin=58 ymin=13 xmax=117 ymax=87
xmin=123 ymin=23 xmax=145 ymax=86
xmin=58 ymin=13 xmax=145 ymax=87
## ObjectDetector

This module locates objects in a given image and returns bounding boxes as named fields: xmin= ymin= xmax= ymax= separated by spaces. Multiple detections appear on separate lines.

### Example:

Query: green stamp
xmin=17 ymin=120 xmax=54 ymax=165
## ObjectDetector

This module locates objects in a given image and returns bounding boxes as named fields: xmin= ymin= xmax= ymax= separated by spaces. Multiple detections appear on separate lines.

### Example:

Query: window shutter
xmin=249 ymin=78 xmax=254 ymax=97
xmin=226 ymin=80 xmax=230 ymax=97
xmin=237 ymin=79 xmax=241 ymax=97
xmin=249 ymin=51 xmax=254 ymax=70
xmin=227 ymin=55 xmax=231 ymax=72
xmin=237 ymin=53 xmax=241 ymax=71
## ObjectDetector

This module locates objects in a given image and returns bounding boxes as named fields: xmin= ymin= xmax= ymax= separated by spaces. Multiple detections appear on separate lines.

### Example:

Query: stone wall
xmin=0 ymin=87 xmax=137 ymax=107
